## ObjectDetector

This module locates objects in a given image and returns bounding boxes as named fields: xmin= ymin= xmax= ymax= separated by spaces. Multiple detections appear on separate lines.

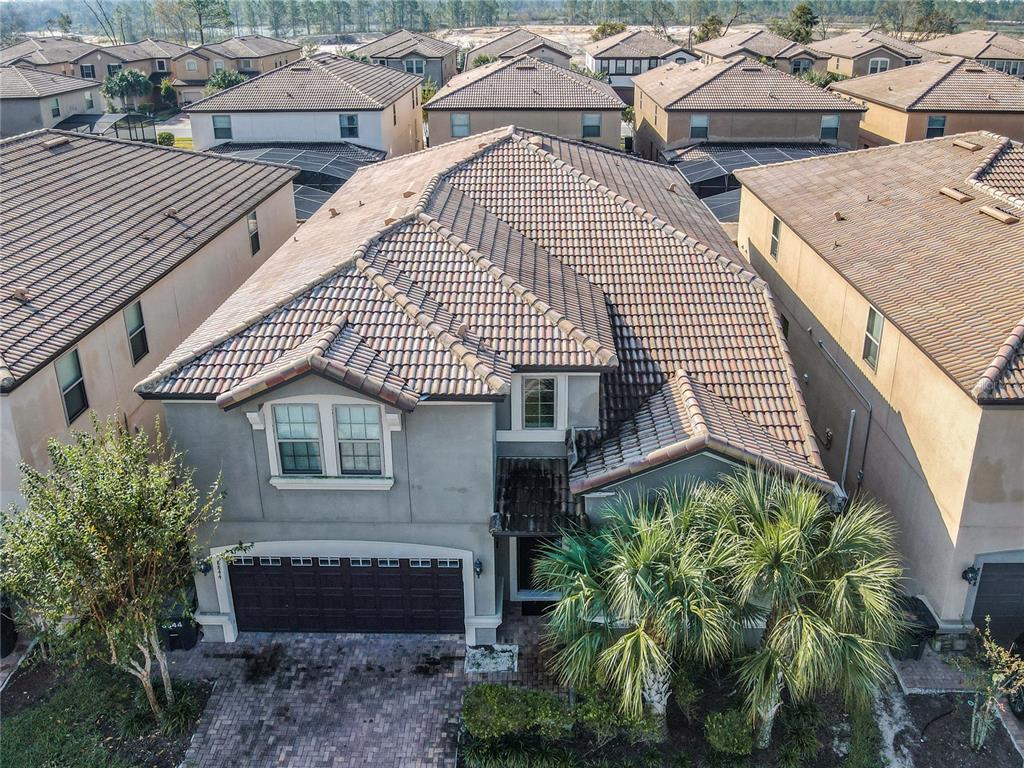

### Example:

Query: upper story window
xmin=392 ymin=104 xmax=397 ymax=126
xmin=613 ymin=59 xmax=626 ymax=74
xmin=791 ymin=58 xmax=812 ymax=75
xmin=80 ymin=63 xmax=95 ymax=79
xmin=820 ymin=114 xmax=840 ymax=141
xmin=868 ymin=57 xmax=890 ymax=74
xmin=523 ymin=377 xmax=556 ymax=429
xmin=123 ymin=300 xmax=149 ymax=365
xmin=582 ymin=113 xmax=601 ymax=138
xmin=246 ymin=210 xmax=260 ymax=255
xmin=335 ymin=405 xmax=383 ymax=475
xmin=769 ymin=216 xmax=782 ymax=259
xmin=374 ymin=58 xmax=387 ymax=65
xmin=339 ymin=113 xmax=359 ymax=138
xmin=186 ymin=59 xmax=198 ymax=71
xmin=213 ymin=59 xmax=225 ymax=71
xmin=155 ymin=59 xmax=167 ymax=71
xmin=273 ymin=404 xmax=323 ymax=474
xmin=49 ymin=97 xmax=60 ymax=118
xmin=862 ymin=305 xmax=884 ymax=370
xmin=56 ymin=349 xmax=88 ymax=424
xmin=404 ymin=58 xmax=425 ymax=74
xmin=212 ymin=114 xmax=232 ymax=139
xmin=648 ymin=57 xmax=659 ymax=69
xmin=451 ymin=112 xmax=470 ymax=138
xmin=107 ymin=63 xmax=122 ymax=76
xmin=85 ymin=90 xmax=95 ymax=109
xmin=240 ymin=58 xmax=254 ymax=70
xmin=689 ymin=114 xmax=709 ymax=140
xmin=926 ymin=115 xmax=946 ymax=139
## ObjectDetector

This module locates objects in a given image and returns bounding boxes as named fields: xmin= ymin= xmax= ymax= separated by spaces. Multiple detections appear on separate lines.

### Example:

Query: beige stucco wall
xmin=427 ymin=109 xmax=621 ymax=148
xmin=854 ymin=99 xmax=1024 ymax=145
xmin=380 ymin=85 xmax=424 ymax=155
xmin=0 ymin=184 xmax=297 ymax=505
xmin=736 ymin=186 xmax=1024 ymax=626
xmin=828 ymin=50 xmax=914 ymax=78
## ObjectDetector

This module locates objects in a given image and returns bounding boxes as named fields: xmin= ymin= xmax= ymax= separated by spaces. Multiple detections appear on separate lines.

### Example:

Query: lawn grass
xmin=173 ymin=136 xmax=193 ymax=150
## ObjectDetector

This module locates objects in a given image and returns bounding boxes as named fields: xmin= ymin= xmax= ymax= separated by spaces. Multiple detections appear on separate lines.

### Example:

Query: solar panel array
xmin=665 ymin=143 xmax=849 ymax=184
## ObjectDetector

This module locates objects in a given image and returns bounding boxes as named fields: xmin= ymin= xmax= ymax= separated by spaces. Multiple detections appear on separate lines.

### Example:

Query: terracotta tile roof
xmin=202 ymin=34 xmax=299 ymax=58
xmin=917 ymin=30 xmax=1024 ymax=61
xmin=0 ymin=129 xmax=296 ymax=391
xmin=424 ymin=55 xmax=623 ymax=111
xmin=0 ymin=37 xmax=101 ymax=66
xmin=184 ymin=53 xmax=421 ymax=112
xmin=736 ymin=132 xmax=1024 ymax=404
xmin=494 ymin=457 xmax=580 ymax=535
xmin=467 ymin=28 xmax=571 ymax=62
xmin=104 ymin=38 xmax=192 ymax=61
xmin=570 ymin=371 xmax=831 ymax=493
xmin=809 ymin=30 xmax=929 ymax=60
xmin=694 ymin=30 xmax=826 ymax=61
xmin=138 ymin=126 xmax=825 ymax=485
xmin=830 ymin=56 xmax=1024 ymax=112
xmin=0 ymin=65 xmax=95 ymax=99
xmin=352 ymin=29 xmax=457 ymax=60
xmin=634 ymin=57 xmax=864 ymax=112
xmin=584 ymin=29 xmax=687 ymax=59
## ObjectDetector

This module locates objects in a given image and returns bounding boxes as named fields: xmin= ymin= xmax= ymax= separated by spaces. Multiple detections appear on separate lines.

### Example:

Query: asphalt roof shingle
xmin=736 ymin=132 xmax=1024 ymax=404
xmin=425 ymin=55 xmax=623 ymax=111
xmin=352 ymin=29 xmax=457 ymax=60
xmin=184 ymin=53 xmax=421 ymax=112
xmin=467 ymin=28 xmax=571 ymax=62
xmin=0 ymin=130 xmax=296 ymax=390
xmin=0 ymin=65 xmax=96 ymax=99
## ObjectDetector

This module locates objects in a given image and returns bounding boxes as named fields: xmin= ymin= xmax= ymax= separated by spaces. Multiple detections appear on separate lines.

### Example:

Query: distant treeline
xmin=2 ymin=0 xmax=1022 ymax=47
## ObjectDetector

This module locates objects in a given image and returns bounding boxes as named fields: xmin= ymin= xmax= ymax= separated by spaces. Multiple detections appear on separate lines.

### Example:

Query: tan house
xmin=0 ymin=66 xmax=101 ymax=137
xmin=464 ymin=28 xmax=572 ymax=69
xmin=424 ymin=55 xmax=623 ymax=147
xmin=632 ymin=57 xmax=864 ymax=160
xmin=170 ymin=34 xmax=301 ymax=104
xmin=694 ymin=29 xmax=828 ymax=76
xmin=0 ymin=36 xmax=125 ymax=80
xmin=104 ymin=38 xmax=192 ymax=84
xmin=917 ymin=30 xmax=1024 ymax=78
xmin=830 ymin=57 xmax=1024 ymax=147
xmin=810 ymin=30 xmax=929 ymax=77
xmin=352 ymin=29 xmax=459 ymax=85
xmin=735 ymin=133 xmax=1024 ymax=643
xmin=0 ymin=130 xmax=298 ymax=509
xmin=583 ymin=29 xmax=694 ymax=103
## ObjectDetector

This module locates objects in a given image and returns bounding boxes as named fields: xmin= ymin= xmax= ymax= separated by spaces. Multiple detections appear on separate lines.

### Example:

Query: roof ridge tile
xmin=972 ymin=317 xmax=1024 ymax=401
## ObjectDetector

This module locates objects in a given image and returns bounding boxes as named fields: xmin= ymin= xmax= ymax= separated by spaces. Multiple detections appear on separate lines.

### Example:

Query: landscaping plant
xmin=952 ymin=619 xmax=1024 ymax=751
xmin=0 ymin=417 xmax=222 ymax=717
xmin=203 ymin=68 xmax=247 ymax=95
xmin=157 ymin=131 xmax=175 ymax=146
xmin=100 ymin=67 xmax=152 ymax=110
xmin=704 ymin=708 xmax=754 ymax=757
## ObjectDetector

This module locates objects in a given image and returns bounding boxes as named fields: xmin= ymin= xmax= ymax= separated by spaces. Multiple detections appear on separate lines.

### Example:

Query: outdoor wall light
xmin=198 ymin=560 xmax=213 ymax=575
xmin=961 ymin=565 xmax=980 ymax=586
xmin=474 ymin=558 xmax=483 ymax=578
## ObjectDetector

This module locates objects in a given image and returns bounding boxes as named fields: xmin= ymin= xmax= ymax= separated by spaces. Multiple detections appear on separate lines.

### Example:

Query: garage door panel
xmin=971 ymin=561 xmax=1024 ymax=646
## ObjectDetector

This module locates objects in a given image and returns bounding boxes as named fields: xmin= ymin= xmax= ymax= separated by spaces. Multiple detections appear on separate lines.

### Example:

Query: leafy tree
xmin=160 ymin=75 xmax=178 ymax=105
xmin=621 ymin=105 xmax=634 ymax=125
xmin=183 ymin=0 xmax=230 ymax=44
xmin=0 ymin=418 xmax=222 ymax=716
xmin=799 ymin=69 xmax=848 ymax=87
xmin=302 ymin=40 xmax=320 ymax=56
xmin=768 ymin=2 xmax=818 ymax=44
xmin=100 ymin=67 xmax=153 ymax=109
xmin=48 ymin=11 xmax=74 ymax=35
xmin=570 ymin=62 xmax=608 ymax=81
xmin=591 ymin=21 xmax=627 ymax=41
xmin=471 ymin=53 xmax=498 ymax=68
xmin=951 ymin=620 xmax=1024 ymax=751
xmin=693 ymin=13 xmax=724 ymax=43
xmin=203 ymin=67 xmax=247 ymax=94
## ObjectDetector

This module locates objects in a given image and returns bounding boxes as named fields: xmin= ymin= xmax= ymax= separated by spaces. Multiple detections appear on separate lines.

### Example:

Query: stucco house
xmin=0 ymin=66 xmax=101 ymax=137
xmin=917 ymin=30 xmax=1024 ymax=78
xmin=135 ymin=127 xmax=832 ymax=645
xmin=583 ymin=29 xmax=694 ymax=104
xmin=693 ymin=29 xmax=828 ymax=76
xmin=464 ymin=28 xmax=572 ymax=69
xmin=829 ymin=57 xmax=1024 ymax=147
xmin=0 ymin=36 xmax=124 ymax=80
xmin=352 ymin=29 xmax=459 ymax=85
xmin=169 ymin=34 xmax=301 ymax=104
xmin=104 ymin=38 xmax=192 ymax=85
xmin=632 ymin=57 xmax=864 ymax=161
xmin=185 ymin=53 xmax=423 ymax=156
xmin=424 ymin=55 xmax=624 ymax=148
xmin=0 ymin=130 xmax=297 ymax=510
xmin=810 ymin=30 xmax=929 ymax=77
xmin=735 ymin=132 xmax=1024 ymax=645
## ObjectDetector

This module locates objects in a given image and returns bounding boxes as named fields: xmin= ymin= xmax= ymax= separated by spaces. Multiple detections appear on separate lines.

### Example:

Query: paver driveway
xmin=166 ymin=610 xmax=549 ymax=767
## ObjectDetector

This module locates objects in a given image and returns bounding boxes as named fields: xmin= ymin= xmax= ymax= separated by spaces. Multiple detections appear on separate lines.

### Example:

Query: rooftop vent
xmin=964 ymin=65 xmax=985 ymax=72
xmin=833 ymin=211 xmax=846 ymax=221
xmin=329 ymin=207 xmax=339 ymax=218
xmin=939 ymin=186 xmax=973 ymax=203
xmin=979 ymin=205 xmax=1020 ymax=225
xmin=165 ymin=207 xmax=179 ymax=219
xmin=41 ymin=136 xmax=70 ymax=149
xmin=741 ymin=66 xmax=761 ymax=72
xmin=402 ymin=190 xmax=414 ymax=198
xmin=953 ymin=138 xmax=982 ymax=151
xmin=291 ymin=64 xmax=310 ymax=71
xmin=8 ymin=287 xmax=31 ymax=303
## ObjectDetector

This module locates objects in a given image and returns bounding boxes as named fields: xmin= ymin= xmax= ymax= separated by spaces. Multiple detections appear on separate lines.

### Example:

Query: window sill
xmin=496 ymin=429 xmax=565 ymax=442
xmin=269 ymin=475 xmax=395 ymax=491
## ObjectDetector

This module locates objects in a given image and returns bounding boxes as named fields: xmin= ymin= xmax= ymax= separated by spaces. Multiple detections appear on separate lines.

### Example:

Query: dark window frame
xmin=56 ymin=349 xmax=89 ymax=424
xmin=123 ymin=300 xmax=149 ymax=365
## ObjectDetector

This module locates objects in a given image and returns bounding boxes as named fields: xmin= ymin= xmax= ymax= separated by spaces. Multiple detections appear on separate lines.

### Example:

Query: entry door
xmin=515 ymin=536 xmax=559 ymax=598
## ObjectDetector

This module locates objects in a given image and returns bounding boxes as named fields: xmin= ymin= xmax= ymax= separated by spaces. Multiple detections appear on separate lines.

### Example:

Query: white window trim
xmin=498 ymin=372 xmax=593 ymax=442
xmin=260 ymin=393 xmax=400 ymax=490
xmin=868 ymin=56 xmax=890 ymax=74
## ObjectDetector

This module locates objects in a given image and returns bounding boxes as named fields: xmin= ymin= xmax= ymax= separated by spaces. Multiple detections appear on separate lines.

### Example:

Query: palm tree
xmin=719 ymin=470 xmax=905 ymax=747
xmin=100 ymin=68 xmax=152 ymax=110
xmin=534 ymin=484 xmax=746 ymax=730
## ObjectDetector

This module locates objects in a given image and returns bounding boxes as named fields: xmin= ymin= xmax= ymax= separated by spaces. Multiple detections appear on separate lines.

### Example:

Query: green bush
xmin=159 ymin=681 xmax=205 ymax=736
xmin=157 ymin=131 xmax=175 ymax=146
xmin=574 ymin=686 xmax=660 ymax=746
xmin=462 ymin=684 xmax=572 ymax=743
xmin=842 ymin=707 xmax=883 ymax=768
xmin=461 ymin=738 xmax=576 ymax=768
xmin=704 ymin=708 xmax=753 ymax=756
xmin=672 ymin=668 xmax=701 ymax=723
xmin=777 ymin=701 xmax=823 ymax=768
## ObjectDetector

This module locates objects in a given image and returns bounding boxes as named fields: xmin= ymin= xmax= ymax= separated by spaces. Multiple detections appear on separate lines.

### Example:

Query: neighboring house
xmin=632 ymin=57 xmax=864 ymax=160
xmin=169 ymin=34 xmax=301 ymax=104
xmin=0 ymin=66 xmax=101 ymax=137
xmin=185 ymin=54 xmax=423 ymax=156
xmin=810 ymin=30 xmax=928 ymax=77
xmin=693 ymin=29 xmax=828 ymax=76
xmin=352 ymin=29 xmax=459 ymax=85
xmin=424 ymin=55 xmax=624 ymax=148
xmin=917 ymin=30 xmax=1024 ymax=78
xmin=104 ymin=38 xmax=192 ymax=84
xmin=0 ymin=36 xmax=125 ymax=80
xmin=0 ymin=129 xmax=297 ymax=509
xmin=735 ymin=132 xmax=1024 ymax=645
xmin=464 ymin=28 xmax=572 ymax=69
xmin=583 ymin=29 xmax=694 ymax=103
xmin=829 ymin=57 xmax=1024 ymax=147
xmin=135 ymin=127 xmax=831 ymax=645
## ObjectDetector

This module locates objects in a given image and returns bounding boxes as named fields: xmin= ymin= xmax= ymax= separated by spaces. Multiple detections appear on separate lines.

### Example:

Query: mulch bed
xmin=897 ymin=693 xmax=1020 ymax=768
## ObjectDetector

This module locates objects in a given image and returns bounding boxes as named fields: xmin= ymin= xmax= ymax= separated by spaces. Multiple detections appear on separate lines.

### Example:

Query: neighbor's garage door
xmin=228 ymin=556 xmax=464 ymax=633
xmin=971 ymin=561 xmax=1024 ymax=646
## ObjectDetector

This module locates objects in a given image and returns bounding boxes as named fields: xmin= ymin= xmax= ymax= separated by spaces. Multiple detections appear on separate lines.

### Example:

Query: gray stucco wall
xmin=381 ymin=55 xmax=450 ymax=85
xmin=1 ymin=99 xmax=44 ymax=137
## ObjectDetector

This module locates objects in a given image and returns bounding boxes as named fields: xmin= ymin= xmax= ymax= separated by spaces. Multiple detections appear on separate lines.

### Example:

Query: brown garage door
xmin=971 ymin=561 xmax=1024 ymax=646
xmin=228 ymin=556 xmax=464 ymax=633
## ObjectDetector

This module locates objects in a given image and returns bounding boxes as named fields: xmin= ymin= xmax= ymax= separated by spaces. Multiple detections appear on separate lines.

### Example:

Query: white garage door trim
xmin=201 ymin=540 xmax=498 ymax=644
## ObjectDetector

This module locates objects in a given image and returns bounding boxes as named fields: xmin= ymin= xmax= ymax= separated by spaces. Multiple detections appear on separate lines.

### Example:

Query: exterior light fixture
xmin=961 ymin=565 xmax=980 ymax=586
xmin=474 ymin=558 xmax=483 ymax=577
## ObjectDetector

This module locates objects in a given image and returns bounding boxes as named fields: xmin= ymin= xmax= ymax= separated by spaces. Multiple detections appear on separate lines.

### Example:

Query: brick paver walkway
xmin=167 ymin=607 xmax=552 ymax=767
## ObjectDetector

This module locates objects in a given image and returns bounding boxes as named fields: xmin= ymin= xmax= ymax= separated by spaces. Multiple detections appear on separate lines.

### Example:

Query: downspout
xmin=839 ymin=409 xmax=855 ymax=495
xmin=815 ymin=339 xmax=873 ymax=494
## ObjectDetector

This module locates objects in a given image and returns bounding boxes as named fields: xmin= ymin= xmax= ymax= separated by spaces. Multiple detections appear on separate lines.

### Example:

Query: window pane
xmin=690 ymin=115 xmax=709 ymax=139
xmin=336 ymin=405 xmax=383 ymax=475
xmin=274 ymin=404 xmax=320 ymax=439
xmin=55 ymin=350 xmax=83 ymax=390
xmin=451 ymin=113 xmax=470 ymax=137
xmin=523 ymin=378 xmax=555 ymax=429
xmin=339 ymin=114 xmax=358 ymax=138
xmin=582 ymin=113 xmax=601 ymax=138
xmin=247 ymin=210 xmax=260 ymax=254
xmin=279 ymin=441 xmax=322 ymax=473
xmin=124 ymin=301 xmax=144 ymax=334
xmin=213 ymin=115 xmax=232 ymax=139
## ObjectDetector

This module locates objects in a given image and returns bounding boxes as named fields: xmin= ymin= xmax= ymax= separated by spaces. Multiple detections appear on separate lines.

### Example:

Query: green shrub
xmin=704 ymin=708 xmax=753 ymax=756
xmin=842 ymin=707 xmax=883 ymax=768
xmin=777 ymin=701 xmax=823 ymax=768
xmin=461 ymin=738 xmax=576 ymax=767
xmin=157 ymin=131 xmax=175 ymax=146
xmin=159 ymin=682 xmax=205 ymax=736
xmin=672 ymin=668 xmax=701 ymax=723
xmin=462 ymin=684 xmax=571 ymax=743
xmin=117 ymin=707 xmax=155 ymax=740
xmin=573 ymin=686 xmax=659 ymax=746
